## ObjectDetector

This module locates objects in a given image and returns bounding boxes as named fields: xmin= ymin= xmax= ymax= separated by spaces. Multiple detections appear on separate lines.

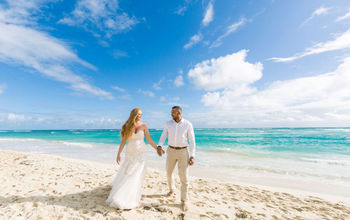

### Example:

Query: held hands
xmin=157 ymin=146 xmax=165 ymax=157
xmin=189 ymin=156 xmax=194 ymax=166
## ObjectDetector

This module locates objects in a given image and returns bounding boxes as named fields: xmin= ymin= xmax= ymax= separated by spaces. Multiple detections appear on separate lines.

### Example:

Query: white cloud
xmin=0 ymin=0 xmax=52 ymax=25
xmin=117 ymin=94 xmax=132 ymax=100
xmin=183 ymin=1 xmax=214 ymax=50
xmin=0 ymin=111 xmax=123 ymax=129
xmin=175 ymin=5 xmax=188 ymax=16
xmin=336 ymin=9 xmax=350 ymax=22
xmin=189 ymin=51 xmax=350 ymax=127
xmin=138 ymin=89 xmax=154 ymax=97
xmin=174 ymin=0 xmax=193 ymax=16
xmin=153 ymin=79 xmax=163 ymax=91
xmin=0 ymin=84 xmax=6 ymax=94
xmin=174 ymin=75 xmax=184 ymax=87
xmin=202 ymin=1 xmax=214 ymax=27
xmin=160 ymin=96 xmax=180 ymax=102
xmin=301 ymin=6 xmax=330 ymax=26
xmin=184 ymin=33 xmax=202 ymax=49
xmin=8 ymin=113 xmax=27 ymax=121
xmin=312 ymin=6 xmax=330 ymax=16
xmin=83 ymin=117 xmax=121 ymax=128
xmin=270 ymin=28 xmax=350 ymax=62
xmin=113 ymin=50 xmax=128 ymax=59
xmin=0 ymin=23 xmax=113 ymax=99
xmin=0 ymin=2 xmax=113 ymax=100
xmin=188 ymin=50 xmax=262 ymax=91
xmin=59 ymin=0 xmax=138 ymax=38
xmin=112 ymin=86 xmax=126 ymax=92
xmin=210 ymin=18 xmax=247 ymax=48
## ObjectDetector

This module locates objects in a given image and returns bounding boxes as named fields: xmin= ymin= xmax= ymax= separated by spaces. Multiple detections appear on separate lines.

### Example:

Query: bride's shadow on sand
xmin=0 ymin=186 xmax=181 ymax=215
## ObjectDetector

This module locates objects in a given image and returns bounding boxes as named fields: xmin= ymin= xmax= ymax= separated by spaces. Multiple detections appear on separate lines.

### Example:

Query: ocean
xmin=0 ymin=128 xmax=349 ymax=196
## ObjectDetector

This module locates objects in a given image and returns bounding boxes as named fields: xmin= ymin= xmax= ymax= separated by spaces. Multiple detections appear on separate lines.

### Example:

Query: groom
xmin=157 ymin=106 xmax=196 ymax=211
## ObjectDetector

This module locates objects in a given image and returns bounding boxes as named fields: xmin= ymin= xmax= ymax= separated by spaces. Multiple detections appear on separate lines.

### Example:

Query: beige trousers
xmin=166 ymin=147 xmax=189 ymax=202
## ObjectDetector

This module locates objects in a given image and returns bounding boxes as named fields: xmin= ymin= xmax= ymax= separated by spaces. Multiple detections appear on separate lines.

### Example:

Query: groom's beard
xmin=172 ymin=116 xmax=180 ymax=122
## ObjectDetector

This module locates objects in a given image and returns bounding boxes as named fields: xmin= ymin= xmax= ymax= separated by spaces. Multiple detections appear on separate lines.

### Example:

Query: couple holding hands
xmin=106 ymin=106 xmax=196 ymax=211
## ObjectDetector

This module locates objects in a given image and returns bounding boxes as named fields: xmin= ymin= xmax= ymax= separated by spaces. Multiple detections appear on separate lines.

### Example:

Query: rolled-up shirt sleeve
xmin=158 ymin=123 xmax=168 ymax=147
xmin=187 ymin=122 xmax=196 ymax=158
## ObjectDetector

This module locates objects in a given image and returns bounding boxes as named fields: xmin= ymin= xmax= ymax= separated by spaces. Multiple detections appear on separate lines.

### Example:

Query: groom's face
xmin=171 ymin=109 xmax=182 ymax=121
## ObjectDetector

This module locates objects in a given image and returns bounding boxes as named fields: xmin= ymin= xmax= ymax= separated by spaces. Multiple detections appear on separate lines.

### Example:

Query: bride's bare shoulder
xmin=140 ymin=122 xmax=148 ymax=129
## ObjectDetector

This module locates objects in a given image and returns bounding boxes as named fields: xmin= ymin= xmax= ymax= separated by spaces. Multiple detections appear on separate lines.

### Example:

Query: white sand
xmin=1 ymin=149 xmax=349 ymax=220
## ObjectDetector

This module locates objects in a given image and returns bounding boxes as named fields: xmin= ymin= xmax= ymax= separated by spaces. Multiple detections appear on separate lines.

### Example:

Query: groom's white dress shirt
xmin=158 ymin=118 xmax=196 ymax=158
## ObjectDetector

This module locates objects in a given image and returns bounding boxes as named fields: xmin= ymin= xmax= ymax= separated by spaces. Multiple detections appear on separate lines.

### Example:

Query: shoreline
xmin=1 ymin=149 xmax=350 ymax=219
xmin=1 ymin=136 xmax=349 ymax=205
xmin=147 ymin=160 xmax=350 ymax=206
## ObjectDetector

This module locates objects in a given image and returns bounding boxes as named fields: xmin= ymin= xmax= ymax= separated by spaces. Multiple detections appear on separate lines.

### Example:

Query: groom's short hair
xmin=172 ymin=106 xmax=182 ymax=112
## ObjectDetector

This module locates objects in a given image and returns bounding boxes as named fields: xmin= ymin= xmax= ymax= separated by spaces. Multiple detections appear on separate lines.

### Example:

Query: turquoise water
xmin=0 ymin=128 xmax=350 ymax=192
xmin=1 ymin=128 xmax=349 ymax=155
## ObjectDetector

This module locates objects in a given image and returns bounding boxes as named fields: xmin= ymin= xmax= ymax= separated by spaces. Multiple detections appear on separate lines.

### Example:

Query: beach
xmin=1 ymin=149 xmax=349 ymax=220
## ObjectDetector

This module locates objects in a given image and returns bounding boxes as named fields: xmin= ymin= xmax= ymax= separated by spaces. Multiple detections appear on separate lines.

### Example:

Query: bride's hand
xmin=116 ymin=154 xmax=121 ymax=164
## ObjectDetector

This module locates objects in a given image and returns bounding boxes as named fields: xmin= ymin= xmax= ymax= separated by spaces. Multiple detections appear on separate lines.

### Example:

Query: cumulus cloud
xmin=0 ymin=1 xmax=113 ymax=99
xmin=210 ymin=18 xmax=247 ymax=48
xmin=58 ymin=0 xmax=138 ymax=38
xmin=202 ymin=1 xmax=214 ymax=27
xmin=184 ymin=33 xmax=202 ymax=49
xmin=270 ymin=28 xmax=350 ymax=62
xmin=7 ymin=113 xmax=27 ymax=121
xmin=174 ymin=75 xmax=184 ymax=87
xmin=188 ymin=50 xmax=263 ymax=91
xmin=188 ymin=51 xmax=350 ymax=127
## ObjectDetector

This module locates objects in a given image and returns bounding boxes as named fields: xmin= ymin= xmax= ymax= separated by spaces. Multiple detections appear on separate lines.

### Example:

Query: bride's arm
xmin=116 ymin=136 xmax=127 ymax=164
xmin=144 ymin=124 xmax=158 ymax=150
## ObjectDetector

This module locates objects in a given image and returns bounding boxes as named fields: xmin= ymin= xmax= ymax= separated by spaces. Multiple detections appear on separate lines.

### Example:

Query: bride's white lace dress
xmin=106 ymin=130 xmax=147 ymax=209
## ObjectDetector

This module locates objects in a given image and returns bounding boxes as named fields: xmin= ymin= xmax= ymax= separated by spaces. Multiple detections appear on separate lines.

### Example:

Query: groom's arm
xmin=187 ymin=122 xmax=196 ymax=163
xmin=158 ymin=123 xmax=168 ymax=147
xmin=157 ymin=124 xmax=168 ymax=156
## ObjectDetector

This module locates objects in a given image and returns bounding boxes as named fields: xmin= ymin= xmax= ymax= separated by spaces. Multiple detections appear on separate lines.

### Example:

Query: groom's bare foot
xmin=167 ymin=191 xmax=174 ymax=196
xmin=181 ymin=201 xmax=188 ymax=211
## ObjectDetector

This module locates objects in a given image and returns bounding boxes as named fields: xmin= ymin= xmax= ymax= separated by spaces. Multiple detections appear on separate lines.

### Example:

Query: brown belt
xmin=169 ymin=145 xmax=187 ymax=150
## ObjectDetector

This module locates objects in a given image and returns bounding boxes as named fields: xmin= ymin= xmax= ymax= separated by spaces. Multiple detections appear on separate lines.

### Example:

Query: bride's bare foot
xmin=181 ymin=201 xmax=188 ymax=211
xmin=167 ymin=191 xmax=174 ymax=196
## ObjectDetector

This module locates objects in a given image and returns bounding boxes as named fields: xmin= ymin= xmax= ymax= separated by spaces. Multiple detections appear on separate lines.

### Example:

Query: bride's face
xmin=135 ymin=111 xmax=142 ymax=122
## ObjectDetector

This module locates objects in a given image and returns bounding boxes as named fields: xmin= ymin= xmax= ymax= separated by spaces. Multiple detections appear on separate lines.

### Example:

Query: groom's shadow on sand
xmin=0 ymin=186 xmax=181 ymax=215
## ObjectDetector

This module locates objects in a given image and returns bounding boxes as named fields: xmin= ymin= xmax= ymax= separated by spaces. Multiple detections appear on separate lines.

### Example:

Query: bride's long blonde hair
xmin=121 ymin=108 xmax=141 ymax=139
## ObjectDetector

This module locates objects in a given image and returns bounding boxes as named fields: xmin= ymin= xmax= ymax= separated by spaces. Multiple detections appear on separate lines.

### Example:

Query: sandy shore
xmin=0 ymin=149 xmax=349 ymax=220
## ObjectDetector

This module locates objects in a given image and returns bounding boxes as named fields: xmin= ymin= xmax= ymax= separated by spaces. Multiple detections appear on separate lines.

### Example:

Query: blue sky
xmin=1 ymin=0 xmax=350 ymax=129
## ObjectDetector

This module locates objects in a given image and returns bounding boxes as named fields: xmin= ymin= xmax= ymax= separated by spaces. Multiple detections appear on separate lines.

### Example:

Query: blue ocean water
xmin=1 ymin=128 xmax=349 ymax=155
xmin=0 ymin=128 xmax=349 ymax=193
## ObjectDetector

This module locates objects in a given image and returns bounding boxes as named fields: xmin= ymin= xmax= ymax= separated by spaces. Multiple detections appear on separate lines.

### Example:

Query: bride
xmin=106 ymin=108 xmax=160 ymax=209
